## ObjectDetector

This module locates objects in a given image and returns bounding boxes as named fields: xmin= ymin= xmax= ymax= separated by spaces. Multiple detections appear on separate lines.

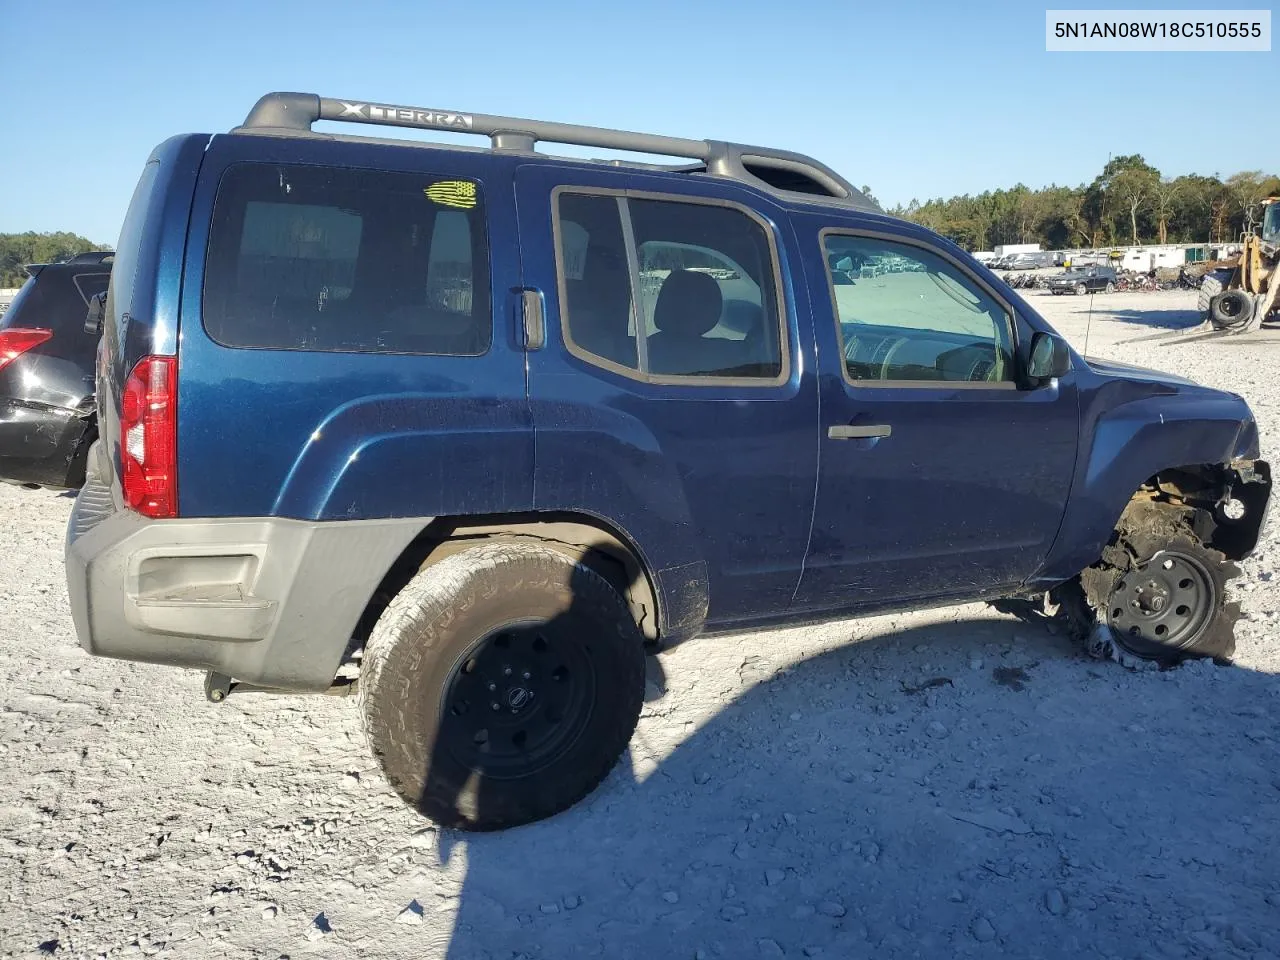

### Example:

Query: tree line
xmin=0 ymin=232 xmax=109 ymax=287
xmin=884 ymin=157 xmax=1279 ymax=253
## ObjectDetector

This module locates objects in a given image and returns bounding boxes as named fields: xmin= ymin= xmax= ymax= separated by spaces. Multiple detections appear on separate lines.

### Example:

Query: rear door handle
xmin=520 ymin=288 xmax=545 ymax=351
xmin=828 ymin=424 xmax=891 ymax=440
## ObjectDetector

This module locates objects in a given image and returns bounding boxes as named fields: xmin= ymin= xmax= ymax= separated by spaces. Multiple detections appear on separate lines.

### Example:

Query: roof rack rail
xmin=235 ymin=92 xmax=879 ymax=213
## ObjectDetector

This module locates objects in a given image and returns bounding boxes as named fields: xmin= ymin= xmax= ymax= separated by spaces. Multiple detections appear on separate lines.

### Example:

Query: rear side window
xmin=203 ymin=163 xmax=490 ymax=355
xmin=72 ymin=272 xmax=111 ymax=306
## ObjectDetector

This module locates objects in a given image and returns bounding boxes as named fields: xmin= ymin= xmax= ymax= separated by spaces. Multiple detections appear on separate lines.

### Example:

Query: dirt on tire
xmin=359 ymin=540 xmax=647 ymax=831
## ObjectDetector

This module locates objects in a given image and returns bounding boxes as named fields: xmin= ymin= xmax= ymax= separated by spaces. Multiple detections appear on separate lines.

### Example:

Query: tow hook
xmin=203 ymin=670 xmax=357 ymax=702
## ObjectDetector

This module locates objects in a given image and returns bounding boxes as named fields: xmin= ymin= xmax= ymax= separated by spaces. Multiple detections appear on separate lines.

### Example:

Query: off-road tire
xmin=1197 ymin=273 xmax=1223 ymax=315
xmin=1060 ymin=504 xmax=1240 ymax=664
xmin=360 ymin=541 xmax=646 ymax=831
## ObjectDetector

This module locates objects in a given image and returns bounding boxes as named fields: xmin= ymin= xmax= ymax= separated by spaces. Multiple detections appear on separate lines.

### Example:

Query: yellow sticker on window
xmin=425 ymin=180 xmax=477 ymax=210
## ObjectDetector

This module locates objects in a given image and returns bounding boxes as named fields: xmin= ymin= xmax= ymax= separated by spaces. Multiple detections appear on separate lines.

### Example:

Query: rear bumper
xmin=65 ymin=443 xmax=429 ymax=691
xmin=0 ymin=400 xmax=92 ymax=488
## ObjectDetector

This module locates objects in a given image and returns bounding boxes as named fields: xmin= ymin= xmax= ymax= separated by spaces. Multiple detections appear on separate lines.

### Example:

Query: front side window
xmin=823 ymin=233 xmax=1014 ymax=385
xmin=556 ymin=191 xmax=784 ymax=382
xmin=203 ymin=163 xmax=489 ymax=355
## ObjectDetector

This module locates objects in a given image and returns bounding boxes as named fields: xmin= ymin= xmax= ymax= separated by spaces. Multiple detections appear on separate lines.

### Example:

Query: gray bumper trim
xmin=65 ymin=453 xmax=429 ymax=691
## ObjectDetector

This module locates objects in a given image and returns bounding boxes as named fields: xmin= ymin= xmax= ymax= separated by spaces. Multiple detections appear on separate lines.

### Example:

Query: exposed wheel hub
xmin=1106 ymin=550 xmax=1216 ymax=651
xmin=1133 ymin=580 xmax=1169 ymax=615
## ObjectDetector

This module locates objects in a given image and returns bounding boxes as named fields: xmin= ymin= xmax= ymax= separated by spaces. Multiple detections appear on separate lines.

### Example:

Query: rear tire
xmin=1075 ymin=282 xmax=1087 ymax=296
xmin=360 ymin=540 xmax=646 ymax=830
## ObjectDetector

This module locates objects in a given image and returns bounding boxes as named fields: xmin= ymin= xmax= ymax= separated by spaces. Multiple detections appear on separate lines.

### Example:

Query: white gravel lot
xmin=3 ymin=289 xmax=1280 ymax=960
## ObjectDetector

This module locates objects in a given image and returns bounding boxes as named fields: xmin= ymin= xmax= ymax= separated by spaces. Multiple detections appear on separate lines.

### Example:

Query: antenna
xmin=1083 ymin=289 xmax=1094 ymax=356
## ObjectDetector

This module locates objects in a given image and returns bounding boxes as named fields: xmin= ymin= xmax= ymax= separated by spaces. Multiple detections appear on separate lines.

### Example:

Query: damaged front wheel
xmin=1068 ymin=509 xmax=1241 ymax=664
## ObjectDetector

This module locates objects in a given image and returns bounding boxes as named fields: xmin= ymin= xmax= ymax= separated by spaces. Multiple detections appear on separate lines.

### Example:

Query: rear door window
xmin=555 ymin=190 xmax=786 ymax=383
xmin=203 ymin=163 xmax=490 ymax=355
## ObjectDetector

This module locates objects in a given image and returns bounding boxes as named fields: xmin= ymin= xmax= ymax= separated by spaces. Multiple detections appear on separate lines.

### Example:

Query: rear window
xmin=0 ymin=275 xmax=42 ymax=330
xmin=203 ymin=163 xmax=490 ymax=355
xmin=0 ymin=268 xmax=107 ymax=332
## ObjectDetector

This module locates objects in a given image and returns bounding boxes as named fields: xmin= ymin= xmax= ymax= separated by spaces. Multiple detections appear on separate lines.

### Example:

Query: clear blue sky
xmin=3 ymin=0 xmax=1276 ymax=245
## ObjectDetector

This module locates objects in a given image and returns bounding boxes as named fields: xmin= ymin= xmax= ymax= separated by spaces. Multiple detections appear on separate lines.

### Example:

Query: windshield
xmin=1264 ymin=202 xmax=1279 ymax=244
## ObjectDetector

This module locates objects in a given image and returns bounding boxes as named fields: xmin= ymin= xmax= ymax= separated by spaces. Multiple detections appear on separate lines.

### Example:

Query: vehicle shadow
xmin=431 ymin=614 xmax=1280 ymax=959
xmin=1100 ymin=307 xmax=1202 ymax=330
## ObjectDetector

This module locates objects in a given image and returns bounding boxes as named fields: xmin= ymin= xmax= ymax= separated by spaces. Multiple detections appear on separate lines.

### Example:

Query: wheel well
xmin=1119 ymin=460 xmax=1270 ymax=561
xmin=351 ymin=513 xmax=662 ymax=656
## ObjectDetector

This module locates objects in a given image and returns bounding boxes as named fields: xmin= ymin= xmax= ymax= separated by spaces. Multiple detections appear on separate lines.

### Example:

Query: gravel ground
xmin=3 ymin=289 xmax=1280 ymax=960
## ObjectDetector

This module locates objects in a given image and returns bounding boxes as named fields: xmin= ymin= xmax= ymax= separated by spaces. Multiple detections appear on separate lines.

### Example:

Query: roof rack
xmin=67 ymin=251 xmax=114 ymax=264
xmin=235 ymin=92 xmax=880 ymax=214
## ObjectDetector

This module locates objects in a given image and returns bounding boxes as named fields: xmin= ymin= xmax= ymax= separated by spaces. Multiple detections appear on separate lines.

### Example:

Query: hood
xmin=1083 ymin=355 xmax=1201 ymax=388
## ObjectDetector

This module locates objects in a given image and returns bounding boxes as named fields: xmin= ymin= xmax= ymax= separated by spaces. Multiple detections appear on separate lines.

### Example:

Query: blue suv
xmin=65 ymin=93 xmax=1271 ymax=830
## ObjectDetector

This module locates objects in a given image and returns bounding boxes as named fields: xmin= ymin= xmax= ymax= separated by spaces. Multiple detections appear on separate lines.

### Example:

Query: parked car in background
xmin=0 ymin=252 xmax=111 ymax=488
xmin=1006 ymin=252 xmax=1054 ymax=270
xmin=1048 ymin=265 xmax=1117 ymax=296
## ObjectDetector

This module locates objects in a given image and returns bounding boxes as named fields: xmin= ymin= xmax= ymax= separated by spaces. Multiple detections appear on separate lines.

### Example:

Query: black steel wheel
xmin=439 ymin=619 xmax=597 ymax=780
xmin=1073 ymin=510 xmax=1241 ymax=664
xmin=361 ymin=540 xmax=646 ymax=830
xmin=1104 ymin=548 xmax=1217 ymax=657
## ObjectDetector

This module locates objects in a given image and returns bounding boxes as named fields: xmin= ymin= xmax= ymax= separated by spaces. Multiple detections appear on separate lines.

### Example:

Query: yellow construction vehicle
xmin=1200 ymin=196 xmax=1280 ymax=334
xmin=1126 ymin=197 xmax=1280 ymax=346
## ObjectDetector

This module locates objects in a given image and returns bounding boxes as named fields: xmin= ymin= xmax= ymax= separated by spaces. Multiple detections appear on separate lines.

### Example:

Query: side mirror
xmin=1027 ymin=331 xmax=1071 ymax=383
xmin=85 ymin=292 xmax=105 ymax=335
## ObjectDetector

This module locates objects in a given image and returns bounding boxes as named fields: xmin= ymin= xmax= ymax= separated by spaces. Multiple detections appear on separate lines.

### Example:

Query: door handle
xmin=520 ymin=288 xmax=545 ymax=350
xmin=828 ymin=424 xmax=891 ymax=440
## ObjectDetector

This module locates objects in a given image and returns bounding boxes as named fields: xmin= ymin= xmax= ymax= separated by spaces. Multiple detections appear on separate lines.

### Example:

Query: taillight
xmin=0 ymin=328 xmax=53 ymax=374
xmin=120 ymin=355 xmax=177 ymax=518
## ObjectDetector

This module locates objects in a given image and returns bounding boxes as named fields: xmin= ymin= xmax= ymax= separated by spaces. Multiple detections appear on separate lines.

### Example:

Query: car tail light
xmin=120 ymin=355 xmax=177 ymax=518
xmin=0 ymin=328 xmax=53 ymax=374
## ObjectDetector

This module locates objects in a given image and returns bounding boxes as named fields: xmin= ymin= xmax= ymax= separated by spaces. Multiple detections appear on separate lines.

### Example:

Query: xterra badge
xmin=337 ymin=101 xmax=474 ymax=130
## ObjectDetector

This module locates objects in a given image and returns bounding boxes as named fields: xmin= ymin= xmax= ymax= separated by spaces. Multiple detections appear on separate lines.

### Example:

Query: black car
xmin=1048 ymin=265 xmax=1117 ymax=296
xmin=0 ymin=251 xmax=111 ymax=488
